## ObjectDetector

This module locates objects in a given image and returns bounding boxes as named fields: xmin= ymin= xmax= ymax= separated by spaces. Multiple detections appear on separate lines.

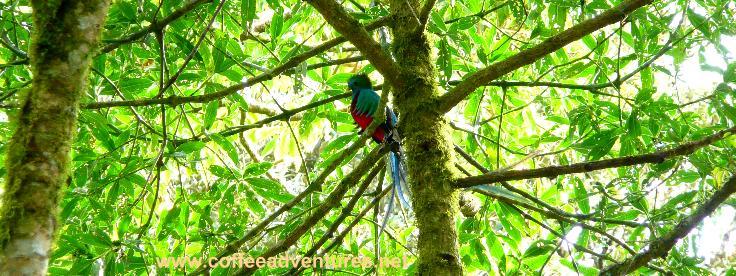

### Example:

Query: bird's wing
xmin=354 ymin=88 xmax=380 ymax=116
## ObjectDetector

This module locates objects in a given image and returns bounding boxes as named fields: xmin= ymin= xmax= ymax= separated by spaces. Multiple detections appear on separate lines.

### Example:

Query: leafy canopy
xmin=0 ymin=0 xmax=735 ymax=275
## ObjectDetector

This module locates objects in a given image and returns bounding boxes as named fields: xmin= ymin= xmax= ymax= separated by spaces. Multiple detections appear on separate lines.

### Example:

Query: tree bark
xmin=0 ymin=1 xmax=110 ymax=274
xmin=389 ymin=0 xmax=463 ymax=275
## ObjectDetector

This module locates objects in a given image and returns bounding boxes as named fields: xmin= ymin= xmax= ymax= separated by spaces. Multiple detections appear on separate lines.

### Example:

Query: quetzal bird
xmin=347 ymin=74 xmax=411 ymax=236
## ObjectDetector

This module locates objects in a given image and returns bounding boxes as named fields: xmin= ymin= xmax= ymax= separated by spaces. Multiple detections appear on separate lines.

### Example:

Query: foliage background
xmin=1 ymin=0 xmax=736 ymax=274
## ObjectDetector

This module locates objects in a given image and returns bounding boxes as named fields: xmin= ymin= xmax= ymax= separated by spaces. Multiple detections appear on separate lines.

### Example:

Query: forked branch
xmin=307 ymin=0 xmax=404 ymax=89
xmin=436 ymin=0 xmax=654 ymax=113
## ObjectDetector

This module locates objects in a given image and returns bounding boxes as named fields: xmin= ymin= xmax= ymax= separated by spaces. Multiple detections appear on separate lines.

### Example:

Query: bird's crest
xmin=348 ymin=74 xmax=372 ymax=90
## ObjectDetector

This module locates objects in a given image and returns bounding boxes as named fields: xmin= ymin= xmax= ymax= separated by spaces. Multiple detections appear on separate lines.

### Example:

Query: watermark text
xmin=156 ymin=254 xmax=411 ymax=269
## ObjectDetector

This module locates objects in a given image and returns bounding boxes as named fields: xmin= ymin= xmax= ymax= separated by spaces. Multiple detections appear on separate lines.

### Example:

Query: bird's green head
xmin=347 ymin=74 xmax=372 ymax=93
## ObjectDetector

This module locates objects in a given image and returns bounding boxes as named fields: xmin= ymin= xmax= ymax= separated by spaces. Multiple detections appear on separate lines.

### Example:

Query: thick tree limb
xmin=455 ymin=126 xmax=736 ymax=188
xmin=0 ymin=1 xmax=111 ymax=274
xmin=307 ymin=0 xmax=404 ymax=89
xmin=435 ymin=0 xmax=654 ymax=113
xmin=602 ymin=174 xmax=736 ymax=275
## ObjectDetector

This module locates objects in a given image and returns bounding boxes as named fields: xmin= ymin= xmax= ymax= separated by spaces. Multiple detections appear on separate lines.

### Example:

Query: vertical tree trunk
xmin=0 ymin=1 xmax=110 ymax=274
xmin=390 ymin=1 xmax=463 ymax=275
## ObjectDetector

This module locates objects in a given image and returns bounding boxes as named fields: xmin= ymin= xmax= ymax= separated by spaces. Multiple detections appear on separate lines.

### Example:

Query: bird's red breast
xmin=351 ymin=107 xmax=386 ymax=143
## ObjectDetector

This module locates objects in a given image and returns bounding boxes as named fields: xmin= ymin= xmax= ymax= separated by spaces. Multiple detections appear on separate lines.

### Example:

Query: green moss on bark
xmin=0 ymin=1 xmax=110 ymax=274
xmin=389 ymin=0 xmax=463 ymax=274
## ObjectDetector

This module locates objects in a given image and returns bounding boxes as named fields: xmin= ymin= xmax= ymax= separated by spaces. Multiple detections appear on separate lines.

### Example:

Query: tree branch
xmin=443 ymin=1 xmax=510 ymax=24
xmin=188 ymin=142 xmax=378 ymax=275
xmin=158 ymin=0 xmax=226 ymax=97
xmin=237 ymin=147 xmax=386 ymax=275
xmin=82 ymin=17 xmax=389 ymax=109
xmin=455 ymin=125 xmax=736 ymax=188
xmin=0 ymin=32 xmax=27 ymax=57
xmin=285 ymin=55 xmax=367 ymax=74
xmin=454 ymin=80 xmax=632 ymax=100
xmin=98 ymin=0 xmax=212 ymax=54
xmin=455 ymin=145 xmax=647 ymax=228
xmin=190 ymin=88 xmax=391 ymax=274
xmin=602 ymin=174 xmax=736 ymax=275
xmin=307 ymin=0 xmax=404 ymax=89
xmin=418 ymin=0 xmax=436 ymax=30
xmin=435 ymin=0 xmax=653 ymax=113
xmin=288 ymin=184 xmax=394 ymax=275
xmin=176 ymin=92 xmax=351 ymax=143
xmin=285 ymin=164 xmax=384 ymax=274
xmin=0 ymin=0 xmax=290 ymax=73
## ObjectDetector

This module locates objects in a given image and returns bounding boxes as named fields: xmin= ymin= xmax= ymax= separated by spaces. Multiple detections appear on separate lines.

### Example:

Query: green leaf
xmin=724 ymin=63 xmax=736 ymax=83
xmin=320 ymin=134 xmax=354 ymax=158
xmin=496 ymin=202 xmax=524 ymax=243
xmin=79 ymin=233 xmax=112 ymax=248
xmin=243 ymin=162 xmax=273 ymax=176
xmin=247 ymin=196 xmax=265 ymax=216
xmin=578 ymin=129 xmax=619 ymax=160
xmin=210 ymin=134 xmax=239 ymax=166
xmin=626 ymin=109 xmax=642 ymax=137
xmin=676 ymin=171 xmax=701 ymax=183
xmin=429 ymin=10 xmax=447 ymax=33
xmin=69 ymin=259 xmax=94 ymax=275
xmin=612 ymin=209 xmax=641 ymax=221
xmin=162 ymin=206 xmax=181 ymax=230
xmin=90 ymin=125 xmax=116 ymax=151
xmin=560 ymin=258 xmax=599 ymax=276
xmin=171 ymin=33 xmax=203 ymax=62
xmin=574 ymin=178 xmax=590 ymax=213
xmin=687 ymin=8 xmax=710 ymax=37
xmin=438 ymin=38 xmax=452 ymax=81
xmin=271 ymin=13 xmax=283 ymax=41
xmin=210 ymin=165 xmax=236 ymax=179
xmin=450 ymin=17 xmax=479 ymax=31
xmin=522 ymin=242 xmax=554 ymax=259
xmin=241 ymin=0 xmax=256 ymax=24
xmin=204 ymin=100 xmax=219 ymax=130
xmin=661 ymin=191 xmax=697 ymax=211
xmin=213 ymin=39 xmax=235 ymax=73
xmin=246 ymin=177 xmax=292 ymax=203
xmin=175 ymin=141 xmax=206 ymax=154
xmin=581 ymin=34 xmax=596 ymax=50
xmin=326 ymin=73 xmax=353 ymax=88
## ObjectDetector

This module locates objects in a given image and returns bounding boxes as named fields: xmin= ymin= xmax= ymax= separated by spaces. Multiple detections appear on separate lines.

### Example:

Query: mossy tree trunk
xmin=389 ymin=1 xmax=463 ymax=275
xmin=0 ymin=1 xmax=110 ymax=274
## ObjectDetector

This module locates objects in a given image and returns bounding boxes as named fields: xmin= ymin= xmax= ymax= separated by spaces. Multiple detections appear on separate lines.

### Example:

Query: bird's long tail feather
xmin=391 ymin=152 xmax=411 ymax=208
xmin=378 ymin=183 xmax=396 ymax=238
xmin=378 ymin=151 xmax=411 ymax=238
